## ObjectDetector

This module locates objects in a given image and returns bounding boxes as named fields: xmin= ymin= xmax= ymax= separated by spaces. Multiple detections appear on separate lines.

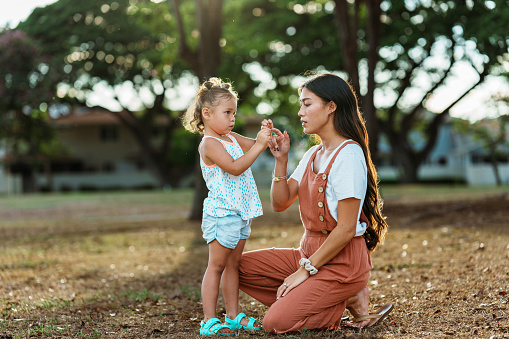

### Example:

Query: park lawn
xmin=0 ymin=187 xmax=508 ymax=338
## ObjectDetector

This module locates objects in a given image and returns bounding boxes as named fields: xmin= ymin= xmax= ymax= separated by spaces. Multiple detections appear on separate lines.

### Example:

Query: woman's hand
xmin=276 ymin=268 xmax=309 ymax=299
xmin=269 ymin=128 xmax=290 ymax=159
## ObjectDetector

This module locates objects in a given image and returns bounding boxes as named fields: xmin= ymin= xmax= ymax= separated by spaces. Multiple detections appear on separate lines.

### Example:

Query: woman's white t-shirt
xmin=289 ymin=140 xmax=368 ymax=236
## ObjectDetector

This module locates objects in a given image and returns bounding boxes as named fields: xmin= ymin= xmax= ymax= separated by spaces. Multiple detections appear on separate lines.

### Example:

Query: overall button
xmin=319 ymin=215 xmax=324 ymax=221
xmin=318 ymin=201 xmax=324 ymax=208
xmin=322 ymin=174 xmax=327 ymax=180
xmin=321 ymin=229 xmax=328 ymax=234
xmin=318 ymin=186 xmax=324 ymax=193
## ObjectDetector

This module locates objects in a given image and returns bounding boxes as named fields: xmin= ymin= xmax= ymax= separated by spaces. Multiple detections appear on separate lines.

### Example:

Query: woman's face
xmin=298 ymin=87 xmax=331 ymax=135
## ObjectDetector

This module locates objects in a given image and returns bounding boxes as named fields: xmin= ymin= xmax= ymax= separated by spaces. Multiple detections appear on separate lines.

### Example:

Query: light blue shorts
xmin=201 ymin=213 xmax=251 ymax=249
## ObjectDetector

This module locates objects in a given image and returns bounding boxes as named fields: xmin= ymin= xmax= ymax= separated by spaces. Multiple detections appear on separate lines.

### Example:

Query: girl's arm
xmin=231 ymin=117 xmax=275 ymax=152
xmin=230 ymin=132 xmax=256 ymax=153
xmin=277 ymin=197 xmax=360 ymax=298
xmin=201 ymin=129 xmax=271 ymax=176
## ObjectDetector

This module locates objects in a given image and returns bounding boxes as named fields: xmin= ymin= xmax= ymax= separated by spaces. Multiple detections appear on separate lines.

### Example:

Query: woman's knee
xmin=262 ymin=304 xmax=296 ymax=333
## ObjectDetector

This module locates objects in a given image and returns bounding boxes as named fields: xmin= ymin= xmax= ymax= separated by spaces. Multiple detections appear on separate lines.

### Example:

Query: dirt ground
xmin=0 ymin=189 xmax=508 ymax=338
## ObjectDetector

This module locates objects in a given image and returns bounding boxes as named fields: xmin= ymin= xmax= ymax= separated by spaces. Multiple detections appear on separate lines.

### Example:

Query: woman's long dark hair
xmin=300 ymin=73 xmax=388 ymax=251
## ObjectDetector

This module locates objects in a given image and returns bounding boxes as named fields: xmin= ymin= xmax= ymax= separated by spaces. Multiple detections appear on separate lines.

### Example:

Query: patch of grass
xmin=35 ymin=298 xmax=72 ymax=309
xmin=179 ymin=284 xmax=201 ymax=301
xmin=27 ymin=324 xmax=70 ymax=336
xmin=77 ymin=328 xmax=101 ymax=338
xmin=0 ymin=189 xmax=193 ymax=210
xmin=380 ymin=184 xmax=508 ymax=202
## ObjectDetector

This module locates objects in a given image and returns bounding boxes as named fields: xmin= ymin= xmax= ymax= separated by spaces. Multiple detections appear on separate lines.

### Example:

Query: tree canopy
xmin=3 ymin=0 xmax=508 ymax=197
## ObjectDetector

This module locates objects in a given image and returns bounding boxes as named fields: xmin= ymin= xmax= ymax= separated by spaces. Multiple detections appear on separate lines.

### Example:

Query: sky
xmin=0 ymin=0 xmax=57 ymax=29
xmin=1 ymin=1 xmax=507 ymax=122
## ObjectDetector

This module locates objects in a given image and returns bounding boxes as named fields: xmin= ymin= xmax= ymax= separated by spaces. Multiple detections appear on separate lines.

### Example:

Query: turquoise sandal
xmin=225 ymin=312 xmax=262 ymax=331
xmin=200 ymin=318 xmax=235 ymax=336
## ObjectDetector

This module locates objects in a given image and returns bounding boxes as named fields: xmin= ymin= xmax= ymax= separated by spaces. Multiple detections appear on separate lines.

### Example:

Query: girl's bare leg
xmin=222 ymin=239 xmax=260 ymax=327
xmin=202 ymin=240 xmax=233 ymax=324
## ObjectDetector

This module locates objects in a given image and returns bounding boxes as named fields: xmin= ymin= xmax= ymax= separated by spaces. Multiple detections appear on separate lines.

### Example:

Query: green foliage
xmin=0 ymin=30 xmax=51 ymax=112
xmin=10 ymin=0 xmax=509 ymax=188
xmin=34 ymin=298 xmax=72 ymax=309
xmin=179 ymin=284 xmax=201 ymax=301
xmin=379 ymin=0 xmax=509 ymax=113
xmin=167 ymin=128 xmax=199 ymax=167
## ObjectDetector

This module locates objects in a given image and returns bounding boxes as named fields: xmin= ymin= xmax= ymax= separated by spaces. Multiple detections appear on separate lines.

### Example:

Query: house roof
xmin=51 ymin=107 xmax=171 ymax=127
xmin=52 ymin=107 xmax=126 ymax=126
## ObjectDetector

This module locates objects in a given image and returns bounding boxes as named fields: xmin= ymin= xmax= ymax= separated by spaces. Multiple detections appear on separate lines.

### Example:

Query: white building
xmin=0 ymin=107 xmax=159 ymax=194
xmin=0 ymin=111 xmax=507 ymax=194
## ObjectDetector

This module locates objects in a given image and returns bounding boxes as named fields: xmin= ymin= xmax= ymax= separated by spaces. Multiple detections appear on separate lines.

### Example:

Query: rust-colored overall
xmin=239 ymin=141 xmax=372 ymax=333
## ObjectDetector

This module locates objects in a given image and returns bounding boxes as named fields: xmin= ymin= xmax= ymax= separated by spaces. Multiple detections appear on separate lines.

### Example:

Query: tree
xmin=373 ymin=0 xmax=509 ymax=182
xmin=18 ymin=0 xmax=275 ymax=218
xmin=0 ymin=30 xmax=62 ymax=192
xmin=168 ymin=0 xmax=226 ymax=220
xmin=18 ymin=0 xmax=199 ymax=190
xmin=252 ymin=0 xmax=509 ymax=183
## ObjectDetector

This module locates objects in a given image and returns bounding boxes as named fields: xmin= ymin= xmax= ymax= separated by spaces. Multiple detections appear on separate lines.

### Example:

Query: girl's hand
xmin=261 ymin=119 xmax=273 ymax=130
xmin=268 ymin=128 xmax=290 ymax=158
xmin=276 ymin=268 xmax=309 ymax=299
xmin=255 ymin=126 xmax=271 ymax=149
xmin=262 ymin=119 xmax=280 ymax=151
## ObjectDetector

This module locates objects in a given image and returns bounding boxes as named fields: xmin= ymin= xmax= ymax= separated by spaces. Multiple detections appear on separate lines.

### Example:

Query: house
xmin=0 ymin=107 xmax=159 ymax=194
xmin=377 ymin=117 xmax=509 ymax=185
xmin=0 ymin=110 xmax=507 ymax=194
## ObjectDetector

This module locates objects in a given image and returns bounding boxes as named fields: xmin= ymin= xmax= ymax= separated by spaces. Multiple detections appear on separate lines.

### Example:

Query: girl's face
xmin=204 ymin=96 xmax=237 ymax=136
xmin=298 ymin=88 xmax=332 ymax=135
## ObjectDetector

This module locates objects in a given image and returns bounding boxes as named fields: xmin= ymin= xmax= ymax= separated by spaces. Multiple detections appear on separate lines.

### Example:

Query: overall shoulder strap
xmin=323 ymin=140 xmax=360 ymax=174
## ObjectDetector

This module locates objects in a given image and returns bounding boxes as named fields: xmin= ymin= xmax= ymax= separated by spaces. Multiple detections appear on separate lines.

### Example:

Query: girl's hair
xmin=182 ymin=77 xmax=239 ymax=134
xmin=300 ymin=73 xmax=388 ymax=252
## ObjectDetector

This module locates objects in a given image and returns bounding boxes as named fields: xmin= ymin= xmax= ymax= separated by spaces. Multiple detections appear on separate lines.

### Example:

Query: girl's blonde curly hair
xmin=182 ymin=77 xmax=239 ymax=134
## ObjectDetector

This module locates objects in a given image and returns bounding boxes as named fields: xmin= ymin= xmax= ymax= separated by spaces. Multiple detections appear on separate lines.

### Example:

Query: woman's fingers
xmin=276 ymin=284 xmax=285 ymax=299
xmin=272 ymin=133 xmax=279 ymax=151
xmin=271 ymin=128 xmax=283 ymax=137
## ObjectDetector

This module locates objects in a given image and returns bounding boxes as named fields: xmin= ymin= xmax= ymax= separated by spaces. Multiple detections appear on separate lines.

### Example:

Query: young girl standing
xmin=183 ymin=77 xmax=270 ymax=335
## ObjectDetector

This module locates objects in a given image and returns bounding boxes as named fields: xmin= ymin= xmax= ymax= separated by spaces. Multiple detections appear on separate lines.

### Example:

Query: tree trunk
xmin=333 ymin=0 xmax=381 ymax=163
xmin=395 ymin=150 xmax=420 ymax=183
xmin=364 ymin=0 xmax=381 ymax=163
xmin=43 ymin=158 xmax=53 ymax=192
xmin=171 ymin=0 xmax=223 ymax=220
xmin=489 ymin=146 xmax=502 ymax=186
xmin=23 ymin=169 xmax=37 ymax=193
xmin=189 ymin=149 xmax=207 ymax=220
xmin=387 ymin=131 xmax=423 ymax=184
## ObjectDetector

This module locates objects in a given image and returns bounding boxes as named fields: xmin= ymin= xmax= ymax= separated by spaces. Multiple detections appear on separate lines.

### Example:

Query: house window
xmin=100 ymin=126 xmax=118 ymax=142
xmin=102 ymin=162 xmax=115 ymax=172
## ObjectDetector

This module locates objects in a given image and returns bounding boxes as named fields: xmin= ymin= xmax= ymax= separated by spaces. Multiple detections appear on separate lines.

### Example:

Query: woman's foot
xmin=345 ymin=287 xmax=394 ymax=328
xmin=345 ymin=286 xmax=371 ymax=328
